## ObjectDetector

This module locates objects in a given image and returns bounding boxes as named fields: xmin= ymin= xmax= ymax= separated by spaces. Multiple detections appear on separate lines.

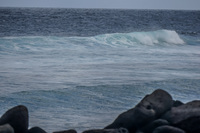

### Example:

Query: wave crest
xmin=0 ymin=30 xmax=185 ymax=52
xmin=93 ymin=30 xmax=185 ymax=46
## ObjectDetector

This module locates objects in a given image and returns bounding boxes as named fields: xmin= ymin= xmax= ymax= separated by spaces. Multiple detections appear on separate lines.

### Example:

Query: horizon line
xmin=0 ymin=6 xmax=199 ymax=11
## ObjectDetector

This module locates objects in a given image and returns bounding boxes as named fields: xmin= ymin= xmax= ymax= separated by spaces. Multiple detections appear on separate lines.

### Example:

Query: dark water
xmin=0 ymin=8 xmax=200 ymax=132
xmin=1 ymin=8 xmax=200 ymax=37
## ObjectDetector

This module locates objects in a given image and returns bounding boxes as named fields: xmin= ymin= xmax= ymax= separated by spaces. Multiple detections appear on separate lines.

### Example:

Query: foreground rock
xmin=105 ymin=89 xmax=173 ymax=133
xmin=53 ymin=129 xmax=77 ymax=133
xmin=153 ymin=125 xmax=185 ymax=133
xmin=136 ymin=119 xmax=169 ymax=133
xmin=1 ymin=89 xmax=200 ymax=133
xmin=83 ymin=128 xmax=128 ymax=133
xmin=0 ymin=105 xmax=28 ymax=133
xmin=162 ymin=100 xmax=200 ymax=133
xmin=0 ymin=124 xmax=14 ymax=133
xmin=28 ymin=127 xmax=47 ymax=133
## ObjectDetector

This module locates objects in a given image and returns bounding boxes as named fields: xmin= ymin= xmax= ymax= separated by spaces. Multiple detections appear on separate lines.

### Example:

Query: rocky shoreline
xmin=0 ymin=89 xmax=200 ymax=133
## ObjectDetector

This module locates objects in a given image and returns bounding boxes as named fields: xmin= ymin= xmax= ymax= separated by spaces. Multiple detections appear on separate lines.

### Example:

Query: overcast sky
xmin=0 ymin=0 xmax=200 ymax=10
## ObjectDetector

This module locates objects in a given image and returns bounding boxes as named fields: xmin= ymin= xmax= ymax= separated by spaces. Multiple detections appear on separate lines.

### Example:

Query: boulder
xmin=0 ymin=124 xmax=14 ymax=133
xmin=53 ymin=129 xmax=77 ymax=133
xmin=0 ymin=105 xmax=28 ymax=133
xmin=105 ymin=106 xmax=155 ymax=133
xmin=135 ymin=89 xmax=173 ymax=118
xmin=83 ymin=128 xmax=128 ymax=133
xmin=137 ymin=119 xmax=169 ymax=133
xmin=152 ymin=125 xmax=185 ymax=133
xmin=28 ymin=127 xmax=47 ymax=133
xmin=162 ymin=100 xmax=200 ymax=133
xmin=105 ymin=89 xmax=173 ymax=133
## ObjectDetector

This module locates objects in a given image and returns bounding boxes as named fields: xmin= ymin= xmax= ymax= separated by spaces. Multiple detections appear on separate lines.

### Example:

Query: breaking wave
xmin=0 ymin=30 xmax=187 ymax=53
xmin=92 ymin=30 xmax=185 ymax=46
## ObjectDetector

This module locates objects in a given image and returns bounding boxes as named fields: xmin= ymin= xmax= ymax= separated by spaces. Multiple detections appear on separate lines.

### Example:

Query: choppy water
xmin=0 ymin=8 xmax=200 ymax=132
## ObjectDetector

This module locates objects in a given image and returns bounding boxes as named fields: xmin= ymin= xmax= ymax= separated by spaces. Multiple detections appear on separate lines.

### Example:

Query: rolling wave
xmin=93 ymin=30 xmax=185 ymax=46
xmin=0 ymin=30 xmax=193 ymax=53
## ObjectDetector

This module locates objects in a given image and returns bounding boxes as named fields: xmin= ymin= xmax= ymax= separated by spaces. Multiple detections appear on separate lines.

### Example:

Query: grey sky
xmin=0 ymin=0 xmax=199 ymax=10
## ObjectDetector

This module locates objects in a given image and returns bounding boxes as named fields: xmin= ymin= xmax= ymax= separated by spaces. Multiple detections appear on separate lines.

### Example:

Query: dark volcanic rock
xmin=105 ymin=89 xmax=173 ymax=133
xmin=0 ymin=105 xmax=28 ymax=133
xmin=136 ymin=89 xmax=173 ymax=118
xmin=83 ymin=128 xmax=128 ymax=133
xmin=162 ymin=100 xmax=200 ymax=133
xmin=137 ymin=119 xmax=169 ymax=133
xmin=153 ymin=125 xmax=185 ymax=133
xmin=105 ymin=103 xmax=155 ymax=133
xmin=53 ymin=129 xmax=77 ymax=133
xmin=0 ymin=124 xmax=14 ymax=133
xmin=105 ymin=108 xmax=155 ymax=132
xmin=28 ymin=127 xmax=47 ymax=133
xmin=172 ymin=100 xmax=184 ymax=107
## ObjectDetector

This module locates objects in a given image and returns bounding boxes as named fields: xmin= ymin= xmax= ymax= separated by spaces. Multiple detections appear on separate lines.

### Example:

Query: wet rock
xmin=53 ymin=129 xmax=77 ymax=133
xmin=28 ymin=127 xmax=47 ymax=133
xmin=138 ymin=119 xmax=169 ymax=133
xmin=105 ymin=89 xmax=173 ymax=133
xmin=83 ymin=128 xmax=128 ymax=133
xmin=0 ymin=105 xmax=28 ymax=133
xmin=162 ymin=100 xmax=200 ymax=133
xmin=153 ymin=125 xmax=185 ymax=133
xmin=0 ymin=124 xmax=14 ymax=133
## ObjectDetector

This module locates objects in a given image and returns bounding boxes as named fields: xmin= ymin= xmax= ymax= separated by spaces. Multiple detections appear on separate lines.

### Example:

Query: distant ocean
xmin=0 ymin=8 xmax=200 ymax=132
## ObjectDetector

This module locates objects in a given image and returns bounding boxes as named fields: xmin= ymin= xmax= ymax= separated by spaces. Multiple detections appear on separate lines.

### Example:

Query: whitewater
xmin=0 ymin=8 xmax=200 ymax=132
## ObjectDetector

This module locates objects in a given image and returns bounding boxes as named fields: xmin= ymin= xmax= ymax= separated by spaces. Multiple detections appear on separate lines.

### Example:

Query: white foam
xmin=93 ymin=29 xmax=185 ymax=46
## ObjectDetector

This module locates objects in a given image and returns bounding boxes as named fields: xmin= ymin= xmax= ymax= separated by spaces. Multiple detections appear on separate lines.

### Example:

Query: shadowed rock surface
xmin=152 ymin=125 xmax=185 ymax=133
xmin=0 ymin=105 xmax=28 ymax=133
xmin=137 ymin=119 xmax=169 ymax=133
xmin=162 ymin=100 xmax=200 ymax=133
xmin=28 ymin=127 xmax=47 ymax=133
xmin=172 ymin=100 xmax=184 ymax=107
xmin=135 ymin=89 xmax=173 ymax=118
xmin=83 ymin=128 xmax=128 ymax=133
xmin=105 ymin=89 xmax=173 ymax=133
xmin=53 ymin=129 xmax=77 ymax=133
xmin=0 ymin=124 xmax=14 ymax=133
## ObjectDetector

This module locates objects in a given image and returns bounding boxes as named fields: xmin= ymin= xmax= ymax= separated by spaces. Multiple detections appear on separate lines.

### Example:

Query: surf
xmin=92 ymin=30 xmax=185 ymax=46
xmin=0 ymin=30 xmax=186 ymax=52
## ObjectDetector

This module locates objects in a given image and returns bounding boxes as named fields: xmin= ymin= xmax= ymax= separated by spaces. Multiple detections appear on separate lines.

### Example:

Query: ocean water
xmin=0 ymin=8 xmax=200 ymax=132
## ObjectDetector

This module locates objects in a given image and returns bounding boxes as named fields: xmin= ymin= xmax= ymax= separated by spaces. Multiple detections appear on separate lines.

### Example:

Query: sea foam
xmin=93 ymin=30 xmax=185 ymax=46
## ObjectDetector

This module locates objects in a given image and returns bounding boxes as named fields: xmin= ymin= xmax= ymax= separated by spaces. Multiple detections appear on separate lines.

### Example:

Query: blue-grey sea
xmin=0 ymin=8 xmax=200 ymax=132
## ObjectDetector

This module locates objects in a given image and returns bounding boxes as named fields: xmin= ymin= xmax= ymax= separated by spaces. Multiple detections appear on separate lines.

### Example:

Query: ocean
xmin=0 ymin=8 xmax=200 ymax=132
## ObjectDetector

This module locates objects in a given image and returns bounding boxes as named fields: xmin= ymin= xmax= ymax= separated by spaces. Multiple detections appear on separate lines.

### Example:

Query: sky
xmin=0 ymin=0 xmax=200 ymax=10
